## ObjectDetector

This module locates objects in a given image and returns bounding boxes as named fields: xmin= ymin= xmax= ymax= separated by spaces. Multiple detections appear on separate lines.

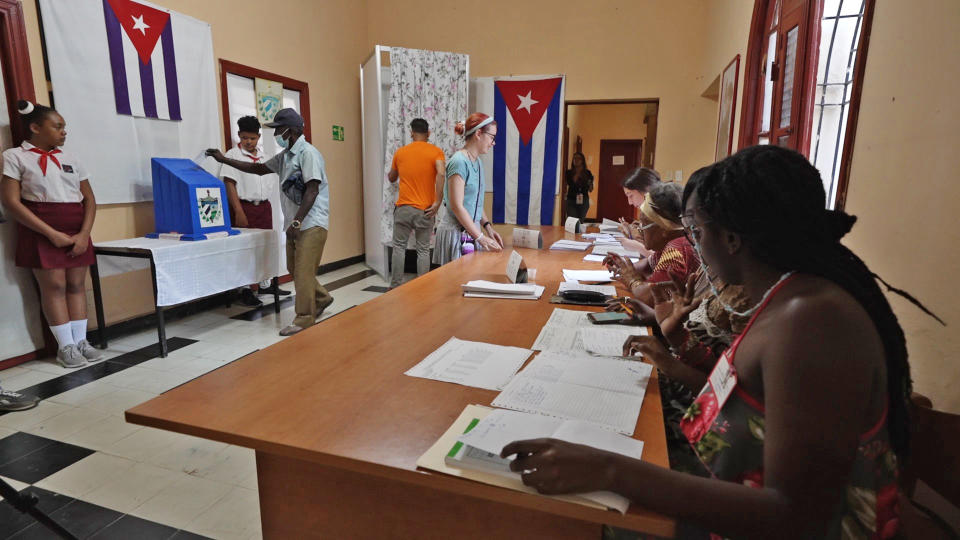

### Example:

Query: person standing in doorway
xmin=387 ymin=118 xmax=445 ymax=288
xmin=564 ymin=151 xmax=593 ymax=221
xmin=206 ymin=108 xmax=333 ymax=336
xmin=219 ymin=115 xmax=290 ymax=306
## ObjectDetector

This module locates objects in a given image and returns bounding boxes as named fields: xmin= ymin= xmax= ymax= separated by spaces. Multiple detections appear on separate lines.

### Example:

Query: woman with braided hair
xmin=500 ymin=145 xmax=943 ymax=539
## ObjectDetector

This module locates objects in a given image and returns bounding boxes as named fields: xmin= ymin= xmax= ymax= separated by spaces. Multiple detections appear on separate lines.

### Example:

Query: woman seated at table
xmin=501 ymin=145 xmax=942 ymax=539
xmin=616 ymin=167 xmax=661 ymax=258
xmin=604 ymin=182 xmax=700 ymax=320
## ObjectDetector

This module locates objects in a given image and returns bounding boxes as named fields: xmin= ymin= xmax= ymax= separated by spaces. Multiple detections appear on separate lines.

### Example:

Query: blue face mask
xmin=275 ymin=133 xmax=289 ymax=149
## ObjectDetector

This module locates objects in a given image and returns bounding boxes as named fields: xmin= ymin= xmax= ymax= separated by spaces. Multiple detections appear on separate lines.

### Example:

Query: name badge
xmin=708 ymin=352 xmax=738 ymax=410
xmin=62 ymin=164 xmax=75 ymax=173
xmin=576 ymin=193 xmax=584 ymax=205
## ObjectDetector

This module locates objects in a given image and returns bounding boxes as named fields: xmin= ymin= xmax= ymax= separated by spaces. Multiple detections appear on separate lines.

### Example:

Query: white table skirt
xmin=95 ymin=229 xmax=282 ymax=307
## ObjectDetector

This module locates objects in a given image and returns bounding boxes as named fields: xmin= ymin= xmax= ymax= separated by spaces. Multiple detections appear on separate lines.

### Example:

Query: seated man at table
xmin=206 ymin=108 xmax=334 ymax=336
xmin=219 ymin=115 xmax=288 ymax=307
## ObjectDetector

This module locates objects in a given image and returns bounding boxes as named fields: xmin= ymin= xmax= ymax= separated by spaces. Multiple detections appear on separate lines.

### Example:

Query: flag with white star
xmin=102 ymin=0 xmax=181 ymax=120
xmin=486 ymin=76 xmax=565 ymax=225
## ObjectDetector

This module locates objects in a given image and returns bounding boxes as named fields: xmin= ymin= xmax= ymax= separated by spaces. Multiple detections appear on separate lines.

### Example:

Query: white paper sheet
xmin=562 ymin=269 xmax=615 ymax=282
xmin=491 ymin=351 xmax=653 ymax=435
xmin=583 ymin=253 xmax=640 ymax=263
xmin=558 ymin=281 xmax=617 ymax=297
xmin=462 ymin=280 xmax=538 ymax=295
xmin=591 ymin=245 xmax=641 ymax=258
xmin=463 ymin=285 xmax=545 ymax=301
xmin=405 ymin=337 xmax=533 ymax=390
xmin=549 ymin=240 xmax=593 ymax=251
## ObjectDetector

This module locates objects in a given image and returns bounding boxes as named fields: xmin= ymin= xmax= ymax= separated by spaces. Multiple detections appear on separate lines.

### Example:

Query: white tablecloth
xmin=95 ymin=229 xmax=282 ymax=307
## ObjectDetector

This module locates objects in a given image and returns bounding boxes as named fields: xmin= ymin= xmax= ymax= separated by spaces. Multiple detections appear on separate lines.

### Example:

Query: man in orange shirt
xmin=387 ymin=118 xmax=445 ymax=288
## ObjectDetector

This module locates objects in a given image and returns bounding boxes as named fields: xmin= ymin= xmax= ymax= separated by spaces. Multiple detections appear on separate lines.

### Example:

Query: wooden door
xmin=596 ymin=139 xmax=642 ymax=222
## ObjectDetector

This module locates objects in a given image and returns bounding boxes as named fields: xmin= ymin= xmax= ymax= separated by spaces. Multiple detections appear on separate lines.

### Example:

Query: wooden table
xmin=126 ymin=226 xmax=675 ymax=539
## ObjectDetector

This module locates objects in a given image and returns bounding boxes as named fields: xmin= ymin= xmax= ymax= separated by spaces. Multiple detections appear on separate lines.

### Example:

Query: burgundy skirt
xmin=239 ymin=199 xmax=273 ymax=230
xmin=16 ymin=201 xmax=95 ymax=269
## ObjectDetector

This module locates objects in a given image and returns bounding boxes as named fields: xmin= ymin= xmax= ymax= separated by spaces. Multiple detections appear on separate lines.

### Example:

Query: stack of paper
xmin=532 ymin=307 xmax=648 ymax=356
xmin=562 ymin=269 xmax=615 ymax=282
xmin=462 ymin=280 xmax=546 ymax=300
xmin=491 ymin=350 xmax=654 ymax=435
xmin=583 ymin=253 xmax=640 ymax=263
xmin=447 ymin=408 xmax=644 ymax=514
xmin=404 ymin=337 xmax=533 ymax=390
xmin=558 ymin=281 xmax=617 ymax=297
xmin=549 ymin=239 xmax=593 ymax=251
xmin=599 ymin=218 xmax=621 ymax=232
xmin=592 ymin=245 xmax=641 ymax=258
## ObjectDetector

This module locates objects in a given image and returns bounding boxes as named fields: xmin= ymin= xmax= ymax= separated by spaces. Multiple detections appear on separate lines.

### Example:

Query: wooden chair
xmin=899 ymin=393 xmax=960 ymax=539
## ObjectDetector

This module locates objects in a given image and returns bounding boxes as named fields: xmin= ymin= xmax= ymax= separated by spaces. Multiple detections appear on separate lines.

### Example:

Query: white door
xmin=360 ymin=47 xmax=388 ymax=279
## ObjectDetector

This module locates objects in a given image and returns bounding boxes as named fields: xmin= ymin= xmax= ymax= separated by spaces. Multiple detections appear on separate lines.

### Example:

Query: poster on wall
xmin=39 ymin=0 xmax=219 ymax=204
xmin=715 ymin=55 xmax=740 ymax=161
xmin=255 ymin=77 xmax=283 ymax=124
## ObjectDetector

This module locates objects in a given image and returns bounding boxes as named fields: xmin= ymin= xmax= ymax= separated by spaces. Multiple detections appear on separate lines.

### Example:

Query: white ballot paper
xmin=562 ymin=269 xmax=615 ymax=282
xmin=405 ymin=337 xmax=533 ymax=390
xmin=491 ymin=351 xmax=654 ymax=435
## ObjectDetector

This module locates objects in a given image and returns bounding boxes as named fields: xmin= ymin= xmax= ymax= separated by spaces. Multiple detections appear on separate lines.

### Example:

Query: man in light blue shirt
xmin=207 ymin=108 xmax=333 ymax=336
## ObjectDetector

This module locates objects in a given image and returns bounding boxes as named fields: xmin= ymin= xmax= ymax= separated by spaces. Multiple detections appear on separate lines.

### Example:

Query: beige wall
xmin=18 ymin=0 xmax=369 ymax=327
xmin=842 ymin=0 xmax=960 ymax=413
xmin=566 ymin=103 xmax=648 ymax=219
xmin=367 ymin=0 xmax=723 ymax=189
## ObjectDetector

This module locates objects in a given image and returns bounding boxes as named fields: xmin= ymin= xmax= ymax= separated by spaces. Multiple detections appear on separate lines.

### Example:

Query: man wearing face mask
xmin=206 ymin=108 xmax=334 ymax=336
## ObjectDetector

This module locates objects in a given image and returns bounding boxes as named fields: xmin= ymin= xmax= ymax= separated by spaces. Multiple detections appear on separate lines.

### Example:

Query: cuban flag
xmin=472 ymin=76 xmax=564 ymax=225
xmin=102 ymin=0 xmax=181 ymax=120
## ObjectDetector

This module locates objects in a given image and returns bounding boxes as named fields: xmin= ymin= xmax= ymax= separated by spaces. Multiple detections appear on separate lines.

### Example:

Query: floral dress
xmin=681 ymin=276 xmax=900 ymax=539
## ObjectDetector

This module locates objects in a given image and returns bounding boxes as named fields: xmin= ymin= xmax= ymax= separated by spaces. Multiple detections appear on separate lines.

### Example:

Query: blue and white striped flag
xmin=472 ymin=75 xmax=565 ymax=225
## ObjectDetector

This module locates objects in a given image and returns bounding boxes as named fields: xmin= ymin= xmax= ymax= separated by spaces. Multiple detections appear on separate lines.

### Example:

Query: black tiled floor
xmin=0 ymin=487 xmax=75 ymax=538
xmin=231 ymin=296 xmax=295 ymax=321
xmin=0 ymin=436 xmax=95 ymax=484
xmin=11 ymin=498 xmax=125 ymax=539
xmin=0 ymin=433 xmax=54 ymax=468
xmin=323 ymin=269 xmax=377 ymax=291
xmin=87 ymin=514 xmax=179 ymax=540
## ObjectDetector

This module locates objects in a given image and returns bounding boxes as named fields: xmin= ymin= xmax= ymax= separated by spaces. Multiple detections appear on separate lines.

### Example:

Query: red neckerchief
xmin=28 ymin=147 xmax=62 ymax=175
xmin=238 ymin=144 xmax=261 ymax=163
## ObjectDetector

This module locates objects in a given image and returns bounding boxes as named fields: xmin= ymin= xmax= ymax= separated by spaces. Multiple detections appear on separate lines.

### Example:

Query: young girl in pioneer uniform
xmin=1 ymin=100 xmax=102 ymax=368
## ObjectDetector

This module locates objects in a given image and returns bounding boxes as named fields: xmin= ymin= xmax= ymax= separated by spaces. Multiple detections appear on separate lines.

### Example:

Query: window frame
xmin=218 ymin=59 xmax=311 ymax=149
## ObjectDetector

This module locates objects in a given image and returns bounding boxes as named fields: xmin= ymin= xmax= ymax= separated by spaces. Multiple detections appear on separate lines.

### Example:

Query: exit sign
xmin=332 ymin=125 xmax=344 ymax=141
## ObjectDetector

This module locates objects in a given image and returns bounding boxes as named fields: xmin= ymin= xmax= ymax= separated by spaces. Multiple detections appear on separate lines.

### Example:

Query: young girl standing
xmin=1 ymin=100 xmax=101 ymax=368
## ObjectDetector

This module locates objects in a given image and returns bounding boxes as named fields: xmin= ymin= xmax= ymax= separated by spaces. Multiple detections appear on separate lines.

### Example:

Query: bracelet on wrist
xmin=476 ymin=233 xmax=485 ymax=242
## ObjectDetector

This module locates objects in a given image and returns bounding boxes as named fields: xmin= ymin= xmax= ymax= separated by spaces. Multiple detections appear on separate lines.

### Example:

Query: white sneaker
xmin=56 ymin=345 xmax=86 ymax=368
xmin=76 ymin=339 xmax=105 ymax=361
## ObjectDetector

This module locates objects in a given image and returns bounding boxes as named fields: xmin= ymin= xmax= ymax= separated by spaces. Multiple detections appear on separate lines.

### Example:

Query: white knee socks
xmin=50 ymin=323 xmax=75 ymax=349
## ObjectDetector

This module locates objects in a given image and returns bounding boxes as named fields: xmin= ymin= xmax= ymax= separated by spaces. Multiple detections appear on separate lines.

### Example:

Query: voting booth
xmin=147 ymin=158 xmax=239 ymax=241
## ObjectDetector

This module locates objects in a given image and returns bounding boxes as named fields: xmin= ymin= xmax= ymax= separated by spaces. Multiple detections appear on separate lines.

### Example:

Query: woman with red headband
xmin=1 ymin=100 xmax=101 ymax=369
xmin=432 ymin=113 xmax=503 ymax=265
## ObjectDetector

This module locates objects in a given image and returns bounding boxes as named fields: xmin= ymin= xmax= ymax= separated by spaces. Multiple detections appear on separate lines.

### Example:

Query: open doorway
xmin=562 ymin=100 xmax=658 ymax=223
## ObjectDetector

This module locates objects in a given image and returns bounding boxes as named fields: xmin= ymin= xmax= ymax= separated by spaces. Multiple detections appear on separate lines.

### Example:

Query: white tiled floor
xmin=0 ymin=263 xmax=394 ymax=539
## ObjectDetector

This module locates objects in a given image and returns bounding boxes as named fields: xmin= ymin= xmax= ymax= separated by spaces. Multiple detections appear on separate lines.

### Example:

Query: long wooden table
xmin=126 ymin=226 xmax=676 ymax=539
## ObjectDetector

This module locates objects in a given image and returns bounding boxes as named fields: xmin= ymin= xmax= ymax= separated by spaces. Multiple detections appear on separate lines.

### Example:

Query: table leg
xmin=272 ymin=277 xmax=280 ymax=314
xmin=255 ymin=451 xmax=601 ymax=539
xmin=89 ymin=262 xmax=108 ymax=349
xmin=149 ymin=257 xmax=168 ymax=358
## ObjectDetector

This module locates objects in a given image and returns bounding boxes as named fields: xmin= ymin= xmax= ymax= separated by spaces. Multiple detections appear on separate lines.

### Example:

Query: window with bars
xmin=810 ymin=0 xmax=866 ymax=209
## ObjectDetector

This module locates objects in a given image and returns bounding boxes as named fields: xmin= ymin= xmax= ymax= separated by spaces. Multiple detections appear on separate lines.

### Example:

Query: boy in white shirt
xmin=219 ymin=116 xmax=289 ymax=306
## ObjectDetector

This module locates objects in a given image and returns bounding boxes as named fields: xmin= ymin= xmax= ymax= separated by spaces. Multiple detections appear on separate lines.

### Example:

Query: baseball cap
xmin=264 ymin=108 xmax=304 ymax=129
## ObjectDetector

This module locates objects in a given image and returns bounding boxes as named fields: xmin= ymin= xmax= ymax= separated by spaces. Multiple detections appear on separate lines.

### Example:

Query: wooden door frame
xmin=218 ymin=59 xmax=312 ymax=148
xmin=0 ymin=0 xmax=37 ymax=146
xmin=596 ymin=138 xmax=643 ymax=223
xmin=562 ymin=98 xmax=658 ymax=223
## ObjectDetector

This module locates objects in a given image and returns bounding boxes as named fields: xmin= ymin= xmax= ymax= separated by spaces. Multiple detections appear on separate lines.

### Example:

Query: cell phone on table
xmin=587 ymin=311 xmax=631 ymax=324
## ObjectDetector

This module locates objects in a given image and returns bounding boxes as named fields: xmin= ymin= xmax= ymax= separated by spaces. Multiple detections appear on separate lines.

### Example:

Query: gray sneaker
xmin=76 ymin=340 xmax=105 ymax=361
xmin=56 ymin=345 xmax=86 ymax=368
xmin=0 ymin=389 xmax=39 ymax=412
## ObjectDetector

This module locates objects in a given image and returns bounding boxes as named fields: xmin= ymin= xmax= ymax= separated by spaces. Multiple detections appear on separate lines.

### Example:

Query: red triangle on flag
xmin=106 ymin=0 xmax=171 ymax=65
xmin=494 ymin=77 xmax=562 ymax=145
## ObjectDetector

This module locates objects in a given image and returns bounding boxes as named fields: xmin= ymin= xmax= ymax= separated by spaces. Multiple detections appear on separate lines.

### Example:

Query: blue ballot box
xmin=146 ymin=158 xmax=240 ymax=241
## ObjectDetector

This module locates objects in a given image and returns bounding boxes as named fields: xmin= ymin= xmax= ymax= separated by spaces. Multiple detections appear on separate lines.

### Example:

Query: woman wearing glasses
xmin=432 ymin=113 xmax=503 ymax=265
xmin=501 ymin=146 xmax=939 ymax=539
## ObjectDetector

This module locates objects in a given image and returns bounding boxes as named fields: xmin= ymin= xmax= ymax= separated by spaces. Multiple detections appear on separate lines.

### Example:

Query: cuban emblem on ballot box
xmin=146 ymin=158 xmax=239 ymax=241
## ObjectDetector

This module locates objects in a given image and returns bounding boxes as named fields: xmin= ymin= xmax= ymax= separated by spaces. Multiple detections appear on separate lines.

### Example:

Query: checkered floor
xmin=0 ymin=264 xmax=395 ymax=539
